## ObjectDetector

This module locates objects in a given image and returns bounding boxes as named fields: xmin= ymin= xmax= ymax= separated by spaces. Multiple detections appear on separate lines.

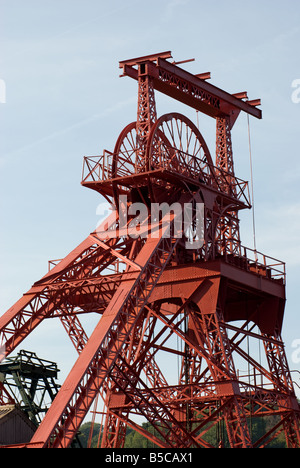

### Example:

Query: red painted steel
xmin=0 ymin=52 xmax=299 ymax=448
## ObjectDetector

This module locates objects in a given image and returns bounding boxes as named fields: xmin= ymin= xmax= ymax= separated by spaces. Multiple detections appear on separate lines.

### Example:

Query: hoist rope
xmin=247 ymin=114 xmax=258 ymax=259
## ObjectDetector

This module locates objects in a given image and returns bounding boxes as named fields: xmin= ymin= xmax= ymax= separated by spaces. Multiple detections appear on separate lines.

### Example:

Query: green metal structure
xmin=0 ymin=350 xmax=60 ymax=427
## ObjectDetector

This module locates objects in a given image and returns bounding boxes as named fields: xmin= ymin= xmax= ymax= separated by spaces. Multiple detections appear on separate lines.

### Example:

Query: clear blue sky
xmin=0 ymin=0 xmax=299 ymax=391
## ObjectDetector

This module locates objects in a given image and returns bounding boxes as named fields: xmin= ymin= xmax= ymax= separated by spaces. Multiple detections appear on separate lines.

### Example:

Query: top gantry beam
xmin=119 ymin=51 xmax=262 ymax=127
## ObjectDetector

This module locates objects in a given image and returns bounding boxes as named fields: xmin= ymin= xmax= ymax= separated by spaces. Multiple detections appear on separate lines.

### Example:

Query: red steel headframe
xmin=0 ymin=51 xmax=299 ymax=449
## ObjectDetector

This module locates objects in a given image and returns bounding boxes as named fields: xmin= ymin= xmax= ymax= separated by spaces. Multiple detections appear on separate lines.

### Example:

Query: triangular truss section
xmin=0 ymin=52 xmax=299 ymax=448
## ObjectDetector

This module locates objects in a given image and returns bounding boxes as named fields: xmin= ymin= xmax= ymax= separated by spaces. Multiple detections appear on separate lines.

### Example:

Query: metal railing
xmin=81 ymin=146 xmax=251 ymax=206
xmin=218 ymin=243 xmax=286 ymax=283
xmin=82 ymin=150 xmax=114 ymax=184
xmin=154 ymin=145 xmax=251 ymax=207
xmin=81 ymin=149 xmax=285 ymax=284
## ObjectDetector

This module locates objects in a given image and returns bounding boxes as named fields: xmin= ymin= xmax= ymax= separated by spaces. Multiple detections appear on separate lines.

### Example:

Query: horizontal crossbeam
xmin=120 ymin=52 xmax=262 ymax=124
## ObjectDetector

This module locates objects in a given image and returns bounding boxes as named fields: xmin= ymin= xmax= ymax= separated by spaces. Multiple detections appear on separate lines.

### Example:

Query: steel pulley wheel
xmin=112 ymin=121 xmax=138 ymax=208
xmin=146 ymin=112 xmax=215 ymax=188
xmin=112 ymin=113 xmax=215 ymax=208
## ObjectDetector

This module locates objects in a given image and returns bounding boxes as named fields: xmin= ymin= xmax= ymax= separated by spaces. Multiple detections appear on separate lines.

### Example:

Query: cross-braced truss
xmin=0 ymin=52 xmax=299 ymax=448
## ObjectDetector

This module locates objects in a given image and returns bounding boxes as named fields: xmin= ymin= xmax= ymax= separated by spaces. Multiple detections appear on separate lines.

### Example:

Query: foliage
xmin=77 ymin=422 xmax=102 ymax=448
xmin=78 ymin=416 xmax=289 ymax=448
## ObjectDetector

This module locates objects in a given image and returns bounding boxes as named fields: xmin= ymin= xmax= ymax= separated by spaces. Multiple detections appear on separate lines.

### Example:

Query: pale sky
xmin=0 ymin=0 xmax=300 ymax=392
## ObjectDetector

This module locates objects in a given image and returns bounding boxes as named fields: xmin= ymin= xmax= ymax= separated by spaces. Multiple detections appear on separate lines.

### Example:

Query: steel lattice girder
xmin=119 ymin=52 xmax=262 ymax=125
xmin=0 ymin=52 xmax=299 ymax=449
xmin=29 ymin=211 xmax=181 ymax=448
xmin=0 ymin=215 xmax=298 ymax=448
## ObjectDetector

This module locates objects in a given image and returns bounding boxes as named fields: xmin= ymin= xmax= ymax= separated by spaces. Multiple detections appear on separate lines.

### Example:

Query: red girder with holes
xmin=0 ymin=51 xmax=299 ymax=449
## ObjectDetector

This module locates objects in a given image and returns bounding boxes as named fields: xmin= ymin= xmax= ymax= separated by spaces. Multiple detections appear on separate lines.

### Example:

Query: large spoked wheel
xmin=146 ymin=113 xmax=215 ymax=201
xmin=112 ymin=121 xmax=138 ymax=208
